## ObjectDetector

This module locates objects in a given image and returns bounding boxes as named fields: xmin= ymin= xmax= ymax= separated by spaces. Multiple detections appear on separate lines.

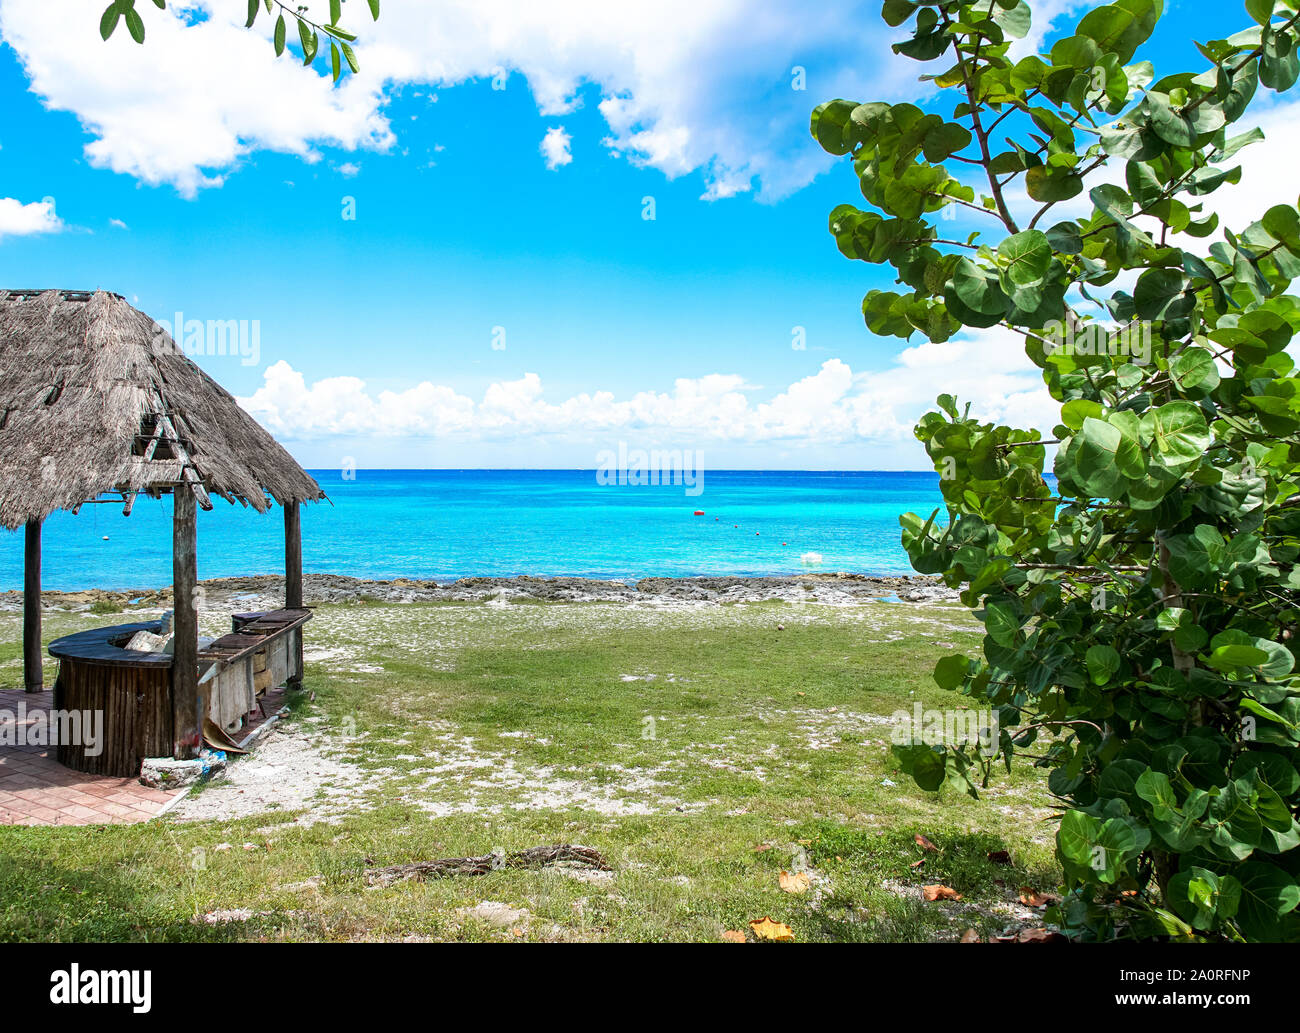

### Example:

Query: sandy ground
xmin=153 ymin=593 xmax=1008 ymax=831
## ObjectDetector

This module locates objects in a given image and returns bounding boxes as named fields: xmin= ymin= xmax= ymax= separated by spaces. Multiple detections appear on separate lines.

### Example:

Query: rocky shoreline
xmin=0 ymin=572 xmax=959 ymax=613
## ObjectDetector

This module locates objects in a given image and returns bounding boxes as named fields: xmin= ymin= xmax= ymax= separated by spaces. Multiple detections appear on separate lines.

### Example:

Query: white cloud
xmin=0 ymin=1 xmax=392 ymax=197
xmin=0 ymin=0 xmax=908 ymax=201
xmin=539 ymin=126 xmax=572 ymax=170
xmin=1200 ymin=97 xmax=1300 ymax=234
xmin=239 ymin=333 xmax=1055 ymax=452
xmin=108 ymin=217 xmax=128 ymax=230
xmin=336 ymin=161 xmax=361 ymax=177
xmin=0 ymin=196 xmax=62 ymax=240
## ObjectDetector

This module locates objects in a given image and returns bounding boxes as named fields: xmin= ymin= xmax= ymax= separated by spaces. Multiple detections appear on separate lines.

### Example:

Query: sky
xmin=0 ymin=0 xmax=1296 ymax=471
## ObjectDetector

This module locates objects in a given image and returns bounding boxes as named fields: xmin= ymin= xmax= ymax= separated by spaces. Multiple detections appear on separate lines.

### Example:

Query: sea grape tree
xmin=813 ymin=0 xmax=1300 ymax=940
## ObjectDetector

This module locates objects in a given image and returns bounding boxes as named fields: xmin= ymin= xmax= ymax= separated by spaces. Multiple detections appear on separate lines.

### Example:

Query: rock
xmin=459 ymin=901 xmax=529 ymax=929
xmin=139 ymin=752 xmax=226 ymax=789
xmin=124 ymin=630 xmax=170 ymax=653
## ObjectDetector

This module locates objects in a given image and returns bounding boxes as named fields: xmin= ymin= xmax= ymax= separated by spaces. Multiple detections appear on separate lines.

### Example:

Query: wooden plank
xmin=172 ymin=486 xmax=201 ymax=759
xmin=284 ymin=499 xmax=304 ymax=690
xmin=23 ymin=519 xmax=42 ymax=692
xmin=196 ymin=611 xmax=311 ymax=667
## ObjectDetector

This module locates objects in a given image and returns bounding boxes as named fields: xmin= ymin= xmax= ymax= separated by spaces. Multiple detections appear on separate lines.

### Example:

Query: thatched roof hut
xmin=2 ymin=289 xmax=322 ymax=764
xmin=0 ymin=289 xmax=324 ymax=530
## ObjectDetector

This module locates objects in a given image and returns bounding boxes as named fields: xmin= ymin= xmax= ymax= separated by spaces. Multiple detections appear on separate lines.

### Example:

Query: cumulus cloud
xmin=239 ymin=332 xmax=1055 ymax=449
xmin=0 ymin=1 xmax=392 ymax=196
xmin=0 ymin=196 xmax=62 ymax=240
xmin=539 ymin=126 xmax=572 ymax=170
xmin=0 ymin=0 xmax=909 ymax=201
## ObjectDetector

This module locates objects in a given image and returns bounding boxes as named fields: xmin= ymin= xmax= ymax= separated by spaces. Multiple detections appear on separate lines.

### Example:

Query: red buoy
xmin=694 ymin=510 xmax=705 ymax=516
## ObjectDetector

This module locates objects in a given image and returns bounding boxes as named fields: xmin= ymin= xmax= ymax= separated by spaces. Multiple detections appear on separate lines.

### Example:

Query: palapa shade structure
xmin=0 ymin=288 xmax=326 ymax=759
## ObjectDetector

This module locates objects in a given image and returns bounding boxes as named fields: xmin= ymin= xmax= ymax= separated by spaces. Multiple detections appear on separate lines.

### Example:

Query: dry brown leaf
xmin=752 ymin=843 xmax=773 ymax=853
xmin=922 ymin=884 xmax=963 ymax=902
xmin=914 ymin=833 xmax=939 ymax=853
xmin=959 ymin=928 xmax=981 ymax=943
xmin=779 ymin=870 xmax=811 ymax=894
xmin=721 ymin=930 xmax=747 ymax=943
xmin=909 ymin=858 xmax=926 ymax=870
xmin=1014 ymin=927 xmax=1067 ymax=943
xmin=748 ymin=916 xmax=795 ymax=942
xmin=1018 ymin=887 xmax=1061 ymax=907
xmin=986 ymin=850 xmax=1011 ymax=865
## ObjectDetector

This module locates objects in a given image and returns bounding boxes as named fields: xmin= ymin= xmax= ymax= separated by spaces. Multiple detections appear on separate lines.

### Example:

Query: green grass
xmin=0 ymin=598 xmax=1059 ymax=942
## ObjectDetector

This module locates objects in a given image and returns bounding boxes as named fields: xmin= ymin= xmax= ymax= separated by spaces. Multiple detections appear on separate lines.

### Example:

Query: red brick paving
xmin=0 ymin=684 xmax=290 ymax=826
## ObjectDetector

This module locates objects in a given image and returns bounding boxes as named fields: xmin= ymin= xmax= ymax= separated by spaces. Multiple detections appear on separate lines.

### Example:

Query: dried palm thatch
xmin=0 ymin=289 xmax=325 ymax=530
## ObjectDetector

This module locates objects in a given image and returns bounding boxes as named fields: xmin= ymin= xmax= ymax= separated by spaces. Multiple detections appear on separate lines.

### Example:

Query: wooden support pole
xmin=171 ymin=487 xmax=201 ymax=759
xmin=23 ymin=519 xmax=42 ymax=693
xmin=284 ymin=499 xmax=304 ymax=689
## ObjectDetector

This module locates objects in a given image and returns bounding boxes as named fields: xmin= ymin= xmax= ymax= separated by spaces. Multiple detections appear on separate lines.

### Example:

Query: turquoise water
xmin=1 ymin=470 xmax=945 ymax=591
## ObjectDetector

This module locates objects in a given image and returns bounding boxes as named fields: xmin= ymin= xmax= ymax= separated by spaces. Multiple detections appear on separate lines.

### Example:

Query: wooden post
xmin=171 ymin=486 xmax=201 ymax=759
xmin=23 ymin=519 xmax=42 ymax=693
xmin=284 ymin=499 xmax=304 ymax=689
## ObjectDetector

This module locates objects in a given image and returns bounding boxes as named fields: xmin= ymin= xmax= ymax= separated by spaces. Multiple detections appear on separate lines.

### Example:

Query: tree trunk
xmin=172 ymin=487 xmax=201 ymax=759
xmin=284 ymin=499 xmax=303 ymax=690
xmin=23 ymin=519 xmax=42 ymax=693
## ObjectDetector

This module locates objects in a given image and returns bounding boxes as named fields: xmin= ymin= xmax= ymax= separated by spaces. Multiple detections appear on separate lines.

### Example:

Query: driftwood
xmin=364 ymin=844 xmax=612 ymax=886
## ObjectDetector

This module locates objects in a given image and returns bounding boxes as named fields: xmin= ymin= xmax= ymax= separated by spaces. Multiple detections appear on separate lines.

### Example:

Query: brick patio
xmin=0 ymin=684 xmax=289 ymax=826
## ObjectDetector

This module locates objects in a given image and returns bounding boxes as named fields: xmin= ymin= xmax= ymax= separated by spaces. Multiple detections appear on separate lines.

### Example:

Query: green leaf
xmin=1237 ymin=862 xmax=1300 ymax=939
xmin=1134 ymin=267 xmax=1192 ymax=319
xmin=1207 ymin=643 xmax=1270 ymax=671
xmin=984 ymin=600 xmax=1021 ymax=647
xmin=1171 ymin=347 xmax=1220 ymax=392
xmin=341 ymin=41 xmax=359 ymax=74
xmin=934 ymin=654 xmax=970 ymax=690
xmin=1141 ymin=402 xmax=1210 ymax=475
xmin=1073 ymin=415 xmax=1145 ymax=497
xmin=921 ymin=121 xmax=972 ymax=162
xmin=1263 ymin=205 xmax=1300 ymax=254
xmin=1246 ymin=0 xmax=1276 ymax=25
xmin=298 ymin=17 xmax=317 ymax=65
xmin=997 ymin=230 xmax=1052 ymax=288
xmin=893 ymin=744 xmax=946 ymax=791
xmin=1086 ymin=644 xmax=1121 ymax=685
xmin=247 ymin=0 xmax=260 ymax=29
xmin=331 ymin=41 xmax=341 ymax=82
xmin=367 ymin=0 xmax=381 ymax=20
xmin=1026 ymin=165 xmax=1084 ymax=203
xmin=124 ymin=6 xmax=145 ymax=43
xmin=274 ymin=13 xmax=286 ymax=56
xmin=952 ymin=259 xmax=1007 ymax=316
xmin=100 ymin=3 xmax=120 ymax=40
xmin=810 ymin=100 xmax=859 ymax=156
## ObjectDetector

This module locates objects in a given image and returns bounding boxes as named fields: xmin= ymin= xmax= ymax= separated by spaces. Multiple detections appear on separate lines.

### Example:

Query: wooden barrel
xmin=50 ymin=623 xmax=173 ymax=777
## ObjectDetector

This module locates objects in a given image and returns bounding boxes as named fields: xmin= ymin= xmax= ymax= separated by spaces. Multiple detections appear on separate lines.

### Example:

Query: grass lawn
xmin=0 ymin=597 xmax=1061 ymax=942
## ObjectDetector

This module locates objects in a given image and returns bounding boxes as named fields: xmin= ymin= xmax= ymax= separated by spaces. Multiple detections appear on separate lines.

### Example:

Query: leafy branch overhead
xmin=99 ymin=0 xmax=379 ymax=82
xmin=815 ymin=0 xmax=1300 ymax=942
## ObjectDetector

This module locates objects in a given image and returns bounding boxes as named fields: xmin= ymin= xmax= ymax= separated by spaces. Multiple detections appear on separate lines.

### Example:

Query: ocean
xmin=0 ymin=469 xmax=945 ymax=591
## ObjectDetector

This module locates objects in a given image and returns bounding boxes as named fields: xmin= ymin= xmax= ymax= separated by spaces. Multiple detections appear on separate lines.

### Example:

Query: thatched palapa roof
xmin=0 ymin=289 xmax=325 ymax=530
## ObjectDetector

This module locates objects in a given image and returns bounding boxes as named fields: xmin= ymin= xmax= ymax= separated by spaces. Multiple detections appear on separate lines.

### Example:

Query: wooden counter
xmin=48 ymin=609 xmax=311 ymax=777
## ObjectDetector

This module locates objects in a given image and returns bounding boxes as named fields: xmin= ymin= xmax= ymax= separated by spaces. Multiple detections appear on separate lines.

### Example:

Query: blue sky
xmin=0 ymin=0 xmax=1292 ymax=470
